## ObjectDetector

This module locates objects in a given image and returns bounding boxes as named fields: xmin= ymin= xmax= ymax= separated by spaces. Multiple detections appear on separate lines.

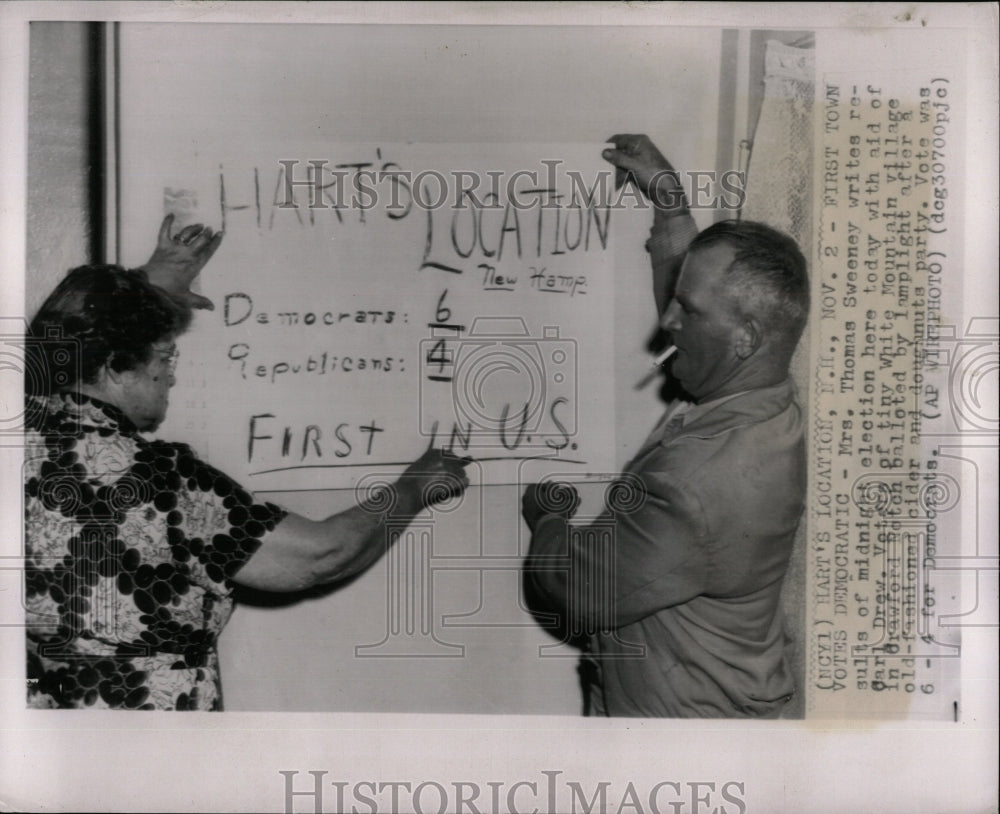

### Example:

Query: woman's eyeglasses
xmin=153 ymin=346 xmax=180 ymax=373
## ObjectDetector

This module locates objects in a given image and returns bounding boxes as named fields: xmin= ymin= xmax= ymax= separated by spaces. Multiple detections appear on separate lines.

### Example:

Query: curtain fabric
xmin=741 ymin=40 xmax=815 ymax=719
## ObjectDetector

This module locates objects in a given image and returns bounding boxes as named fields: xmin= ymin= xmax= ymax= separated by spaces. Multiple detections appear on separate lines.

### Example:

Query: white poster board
xmin=121 ymin=138 xmax=617 ymax=490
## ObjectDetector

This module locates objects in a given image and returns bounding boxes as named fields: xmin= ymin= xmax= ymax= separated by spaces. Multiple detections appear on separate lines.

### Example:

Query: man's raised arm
xmin=602 ymin=135 xmax=699 ymax=315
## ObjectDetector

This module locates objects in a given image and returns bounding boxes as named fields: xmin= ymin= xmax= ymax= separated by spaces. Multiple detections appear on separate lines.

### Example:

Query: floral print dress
xmin=24 ymin=392 xmax=287 ymax=710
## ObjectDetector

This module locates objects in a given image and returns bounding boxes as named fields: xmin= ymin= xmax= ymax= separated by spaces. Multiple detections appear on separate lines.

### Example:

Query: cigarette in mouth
xmin=651 ymin=345 xmax=678 ymax=367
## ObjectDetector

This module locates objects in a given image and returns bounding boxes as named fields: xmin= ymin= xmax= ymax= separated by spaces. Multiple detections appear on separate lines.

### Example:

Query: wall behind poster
xmin=112 ymin=23 xmax=721 ymax=712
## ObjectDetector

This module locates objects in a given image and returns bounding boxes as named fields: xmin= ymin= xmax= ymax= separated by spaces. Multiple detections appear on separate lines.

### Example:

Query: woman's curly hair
xmin=27 ymin=265 xmax=192 ymax=396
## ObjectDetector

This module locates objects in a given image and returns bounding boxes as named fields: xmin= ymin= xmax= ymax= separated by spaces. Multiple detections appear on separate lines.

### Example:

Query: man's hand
xmin=397 ymin=438 xmax=474 ymax=510
xmin=140 ymin=214 xmax=223 ymax=310
xmin=602 ymin=134 xmax=688 ymax=214
xmin=522 ymin=481 xmax=581 ymax=531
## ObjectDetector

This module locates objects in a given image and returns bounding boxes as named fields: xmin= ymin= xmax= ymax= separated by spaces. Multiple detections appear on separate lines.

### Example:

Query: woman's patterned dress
xmin=24 ymin=392 xmax=286 ymax=710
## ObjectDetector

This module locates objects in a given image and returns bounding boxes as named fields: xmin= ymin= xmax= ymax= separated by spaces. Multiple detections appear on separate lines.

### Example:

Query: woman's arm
xmin=137 ymin=214 xmax=222 ymax=310
xmin=233 ymin=444 xmax=471 ymax=592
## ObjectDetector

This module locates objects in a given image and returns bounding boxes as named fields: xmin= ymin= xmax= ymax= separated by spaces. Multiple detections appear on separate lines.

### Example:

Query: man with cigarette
xmin=521 ymin=135 xmax=809 ymax=717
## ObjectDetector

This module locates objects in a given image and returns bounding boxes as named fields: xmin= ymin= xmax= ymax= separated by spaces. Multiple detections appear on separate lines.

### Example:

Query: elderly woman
xmin=24 ymin=218 xmax=470 ymax=710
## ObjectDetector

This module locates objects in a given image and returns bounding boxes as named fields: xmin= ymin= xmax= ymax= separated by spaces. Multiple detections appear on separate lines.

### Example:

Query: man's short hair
xmin=688 ymin=220 xmax=810 ymax=348
xmin=27 ymin=265 xmax=191 ymax=396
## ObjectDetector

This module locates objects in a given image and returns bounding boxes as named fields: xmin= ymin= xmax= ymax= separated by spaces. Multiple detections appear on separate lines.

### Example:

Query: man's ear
xmin=734 ymin=317 xmax=763 ymax=360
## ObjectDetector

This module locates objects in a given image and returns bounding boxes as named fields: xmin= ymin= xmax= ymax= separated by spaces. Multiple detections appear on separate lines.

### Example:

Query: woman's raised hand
xmin=140 ymin=214 xmax=224 ymax=310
